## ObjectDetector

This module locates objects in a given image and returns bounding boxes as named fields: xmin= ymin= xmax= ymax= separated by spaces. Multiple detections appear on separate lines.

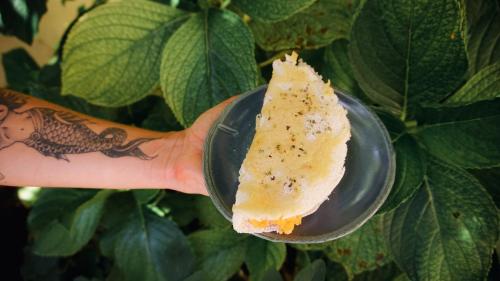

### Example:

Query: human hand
xmin=168 ymin=96 xmax=237 ymax=195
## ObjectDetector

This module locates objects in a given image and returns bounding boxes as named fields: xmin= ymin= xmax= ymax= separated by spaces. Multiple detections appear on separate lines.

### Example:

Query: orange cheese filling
xmin=248 ymin=215 xmax=302 ymax=234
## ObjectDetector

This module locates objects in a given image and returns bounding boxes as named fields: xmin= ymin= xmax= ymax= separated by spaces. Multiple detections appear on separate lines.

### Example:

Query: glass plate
xmin=203 ymin=85 xmax=395 ymax=243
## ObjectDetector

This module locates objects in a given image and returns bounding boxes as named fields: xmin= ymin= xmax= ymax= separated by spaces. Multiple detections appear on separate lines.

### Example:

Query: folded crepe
xmin=232 ymin=52 xmax=351 ymax=234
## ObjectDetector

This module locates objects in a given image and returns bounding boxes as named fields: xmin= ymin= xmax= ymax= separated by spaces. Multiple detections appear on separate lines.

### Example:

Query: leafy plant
xmin=2 ymin=0 xmax=499 ymax=280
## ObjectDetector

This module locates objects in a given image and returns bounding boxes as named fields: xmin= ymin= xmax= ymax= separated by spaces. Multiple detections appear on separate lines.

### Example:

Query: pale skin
xmin=0 ymin=88 xmax=236 ymax=195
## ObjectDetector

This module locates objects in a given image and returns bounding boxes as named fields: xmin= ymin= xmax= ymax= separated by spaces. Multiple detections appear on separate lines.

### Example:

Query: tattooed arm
xmin=0 ymin=89 xmax=234 ymax=195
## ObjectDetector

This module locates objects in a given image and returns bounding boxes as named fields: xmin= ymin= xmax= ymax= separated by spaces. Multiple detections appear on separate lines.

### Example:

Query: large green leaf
xmin=231 ymin=0 xmax=316 ymax=22
xmin=62 ymin=0 xmax=189 ymax=107
xmin=379 ymin=135 xmax=424 ymax=213
xmin=0 ymin=0 xmax=47 ymax=44
xmin=28 ymin=189 xmax=113 ymax=256
xmin=324 ymin=215 xmax=391 ymax=278
xmin=463 ymin=0 xmax=500 ymax=75
xmin=141 ymin=100 xmax=183 ymax=132
xmin=245 ymin=237 xmax=286 ymax=281
xmin=445 ymin=62 xmax=500 ymax=105
xmin=470 ymin=167 xmax=500 ymax=209
xmin=161 ymin=9 xmax=258 ymax=126
xmin=101 ymin=192 xmax=195 ymax=281
xmin=322 ymin=39 xmax=365 ymax=100
xmin=351 ymin=263 xmax=404 ymax=281
xmin=415 ymin=99 xmax=500 ymax=168
xmin=294 ymin=259 xmax=326 ymax=281
xmin=384 ymin=157 xmax=499 ymax=281
xmin=195 ymin=196 xmax=230 ymax=228
xmin=2 ymin=49 xmax=129 ymax=122
xmin=250 ymin=0 xmax=364 ymax=51
xmin=349 ymin=0 xmax=467 ymax=116
xmin=158 ymin=192 xmax=198 ymax=227
xmin=188 ymin=228 xmax=247 ymax=281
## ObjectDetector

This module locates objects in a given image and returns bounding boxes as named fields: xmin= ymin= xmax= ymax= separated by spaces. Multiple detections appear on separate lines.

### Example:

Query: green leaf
xmin=349 ymin=0 xmax=467 ymax=115
xmin=322 ymin=39 xmax=365 ymax=100
xmin=161 ymin=9 xmax=258 ymax=126
xmin=158 ymin=191 xmax=198 ymax=227
xmin=133 ymin=190 xmax=160 ymax=204
xmin=463 ymin=0 xmax=500 ymax=75
xmin=324 ymin=215 xmax=391 ymax=278
xmin=250 ymin=0 xmax=364 ymax=51
xmin=62 ymin=0 xmax=189 ymax=107
xmin=379 ymin=135 xmax=424 ymax=213
xmin=294 ymin=259 xmax=326 ymax=281
xmin=2 ymin=48 xmax=40 ymax=91
xmin=195 ymin=196 xmax=230 ymax=228
xmin=384 ymin=156 xmax=499 ymax=281
xmin=416 ymin=99 xmax=500 ymax=168
xmin=469 ymin=167 xmax=500 ymax=209
xmin=445 ymin=62 xmax=500 ymax=105
xmin=188 ymin=228 xmax=247 ymax=281
xmin=28 ymin=189 xmax=113 ymax=256
xmin=102 ymin=192 xmax=195 ymax=281
xmin=231 ymin=0 xmax=316 ymax=22
xmin=325 ymin=260 xmax=349 ymax=281
xmin=21 ymin=250 xmax=61 ymax=281
xmin=141 ymin=101 xmax=183 ymax=132
xmin=245 ymin=237 xmax=286 ymax=281
xmin=375 ymin=110 xmax=406 ymax=140
xmin=2 ymin=49 xmax=124 ymax=122
xmin=0 ymin=0 xmax=47 ymax=44
xmin=351 ymin=263 xmax=403 ymax=281
xmin=260 ymin=269 xmax=284 ymax=281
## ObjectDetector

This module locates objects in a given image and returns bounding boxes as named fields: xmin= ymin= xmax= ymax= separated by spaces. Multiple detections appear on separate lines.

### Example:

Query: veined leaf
xmin=446 ymin=62 xmax=500 ymax=105
xmin=195 ymin=196 xmax=230 ymax=228
xmin=231 ymin=0 xmax=316 ymax=22
xmin=322 ymin=39 xmax=365 ymax=100
xmin=349 ymin=0 xmax=467 ymax=115
xmin=245 ymin=237 xmax=286 ymax=281
xmin=161 ymin=9 xmax=258 ymax=126
xmin=384 ymin=157 xmax=499 ymax=281
xmin=324 ymin=215 xmax=391 ymax=278
xmin=250 ymin=0 xmax=365 ymax=51
xmin=101 ymin=192 xmax=195 ymax=281
xmin=0 ymin=0 xmax=47 ymax=44
xmin=188 ymin=228 xmax=247 ymax=281
xmin=416 ymin=99 xmax=500 ymax=168
xmin=28 ymin=189 xmax=113 ymax=256
xmin=141 ymin=100 xmax=183 ymax=132
xmin=350 ymin=263 xmax=403 ymax=281
xmin=294 ymin=259 xmax=326 ymax=281
xmin=379 ymin=135 xmax=425 ymax=213
xmin=133 ymin=189 xmax=160 ymax=204
xmin=375 ymin=110 xmax=406 ymax=140
xmin=62 ymin=0 xmax=189 ymax=106
xmin=463 ymin=0 xmax=500 ymax=75
xmin=469 ymin=167 xmax=500 ymax=209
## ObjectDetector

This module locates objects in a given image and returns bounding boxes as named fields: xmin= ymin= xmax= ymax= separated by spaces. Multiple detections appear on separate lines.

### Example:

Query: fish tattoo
xmin=0 ymin=89 xmax=157 ymax=162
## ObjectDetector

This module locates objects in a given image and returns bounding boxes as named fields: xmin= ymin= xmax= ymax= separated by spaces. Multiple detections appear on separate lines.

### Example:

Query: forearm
xmin=0 ymin=89 xmax=183 ymax=190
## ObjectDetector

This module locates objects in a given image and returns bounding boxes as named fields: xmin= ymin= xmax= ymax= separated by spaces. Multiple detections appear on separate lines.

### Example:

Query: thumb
xmin=188 ymin=95 xmax=238 ymax=143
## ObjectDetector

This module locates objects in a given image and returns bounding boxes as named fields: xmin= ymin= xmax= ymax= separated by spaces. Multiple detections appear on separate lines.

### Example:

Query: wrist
xmin=147 ymin=130 xmax=187 ymax=190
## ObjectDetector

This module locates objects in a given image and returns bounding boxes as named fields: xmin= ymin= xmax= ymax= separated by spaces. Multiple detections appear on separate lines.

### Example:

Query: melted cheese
xmin=249 ymin=216 xmax=302 ymax=234
xmin=232 ymin=52 xmax=350 ymax=234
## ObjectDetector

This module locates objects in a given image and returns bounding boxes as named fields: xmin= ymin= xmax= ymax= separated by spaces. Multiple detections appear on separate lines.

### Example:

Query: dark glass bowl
xmin=203 ymin=85 xmax=395 ymax=243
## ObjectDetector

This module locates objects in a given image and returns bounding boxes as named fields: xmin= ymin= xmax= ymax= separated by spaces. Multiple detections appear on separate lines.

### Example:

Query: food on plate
xmin=232 ymin=52 xmax=351 ymax=234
